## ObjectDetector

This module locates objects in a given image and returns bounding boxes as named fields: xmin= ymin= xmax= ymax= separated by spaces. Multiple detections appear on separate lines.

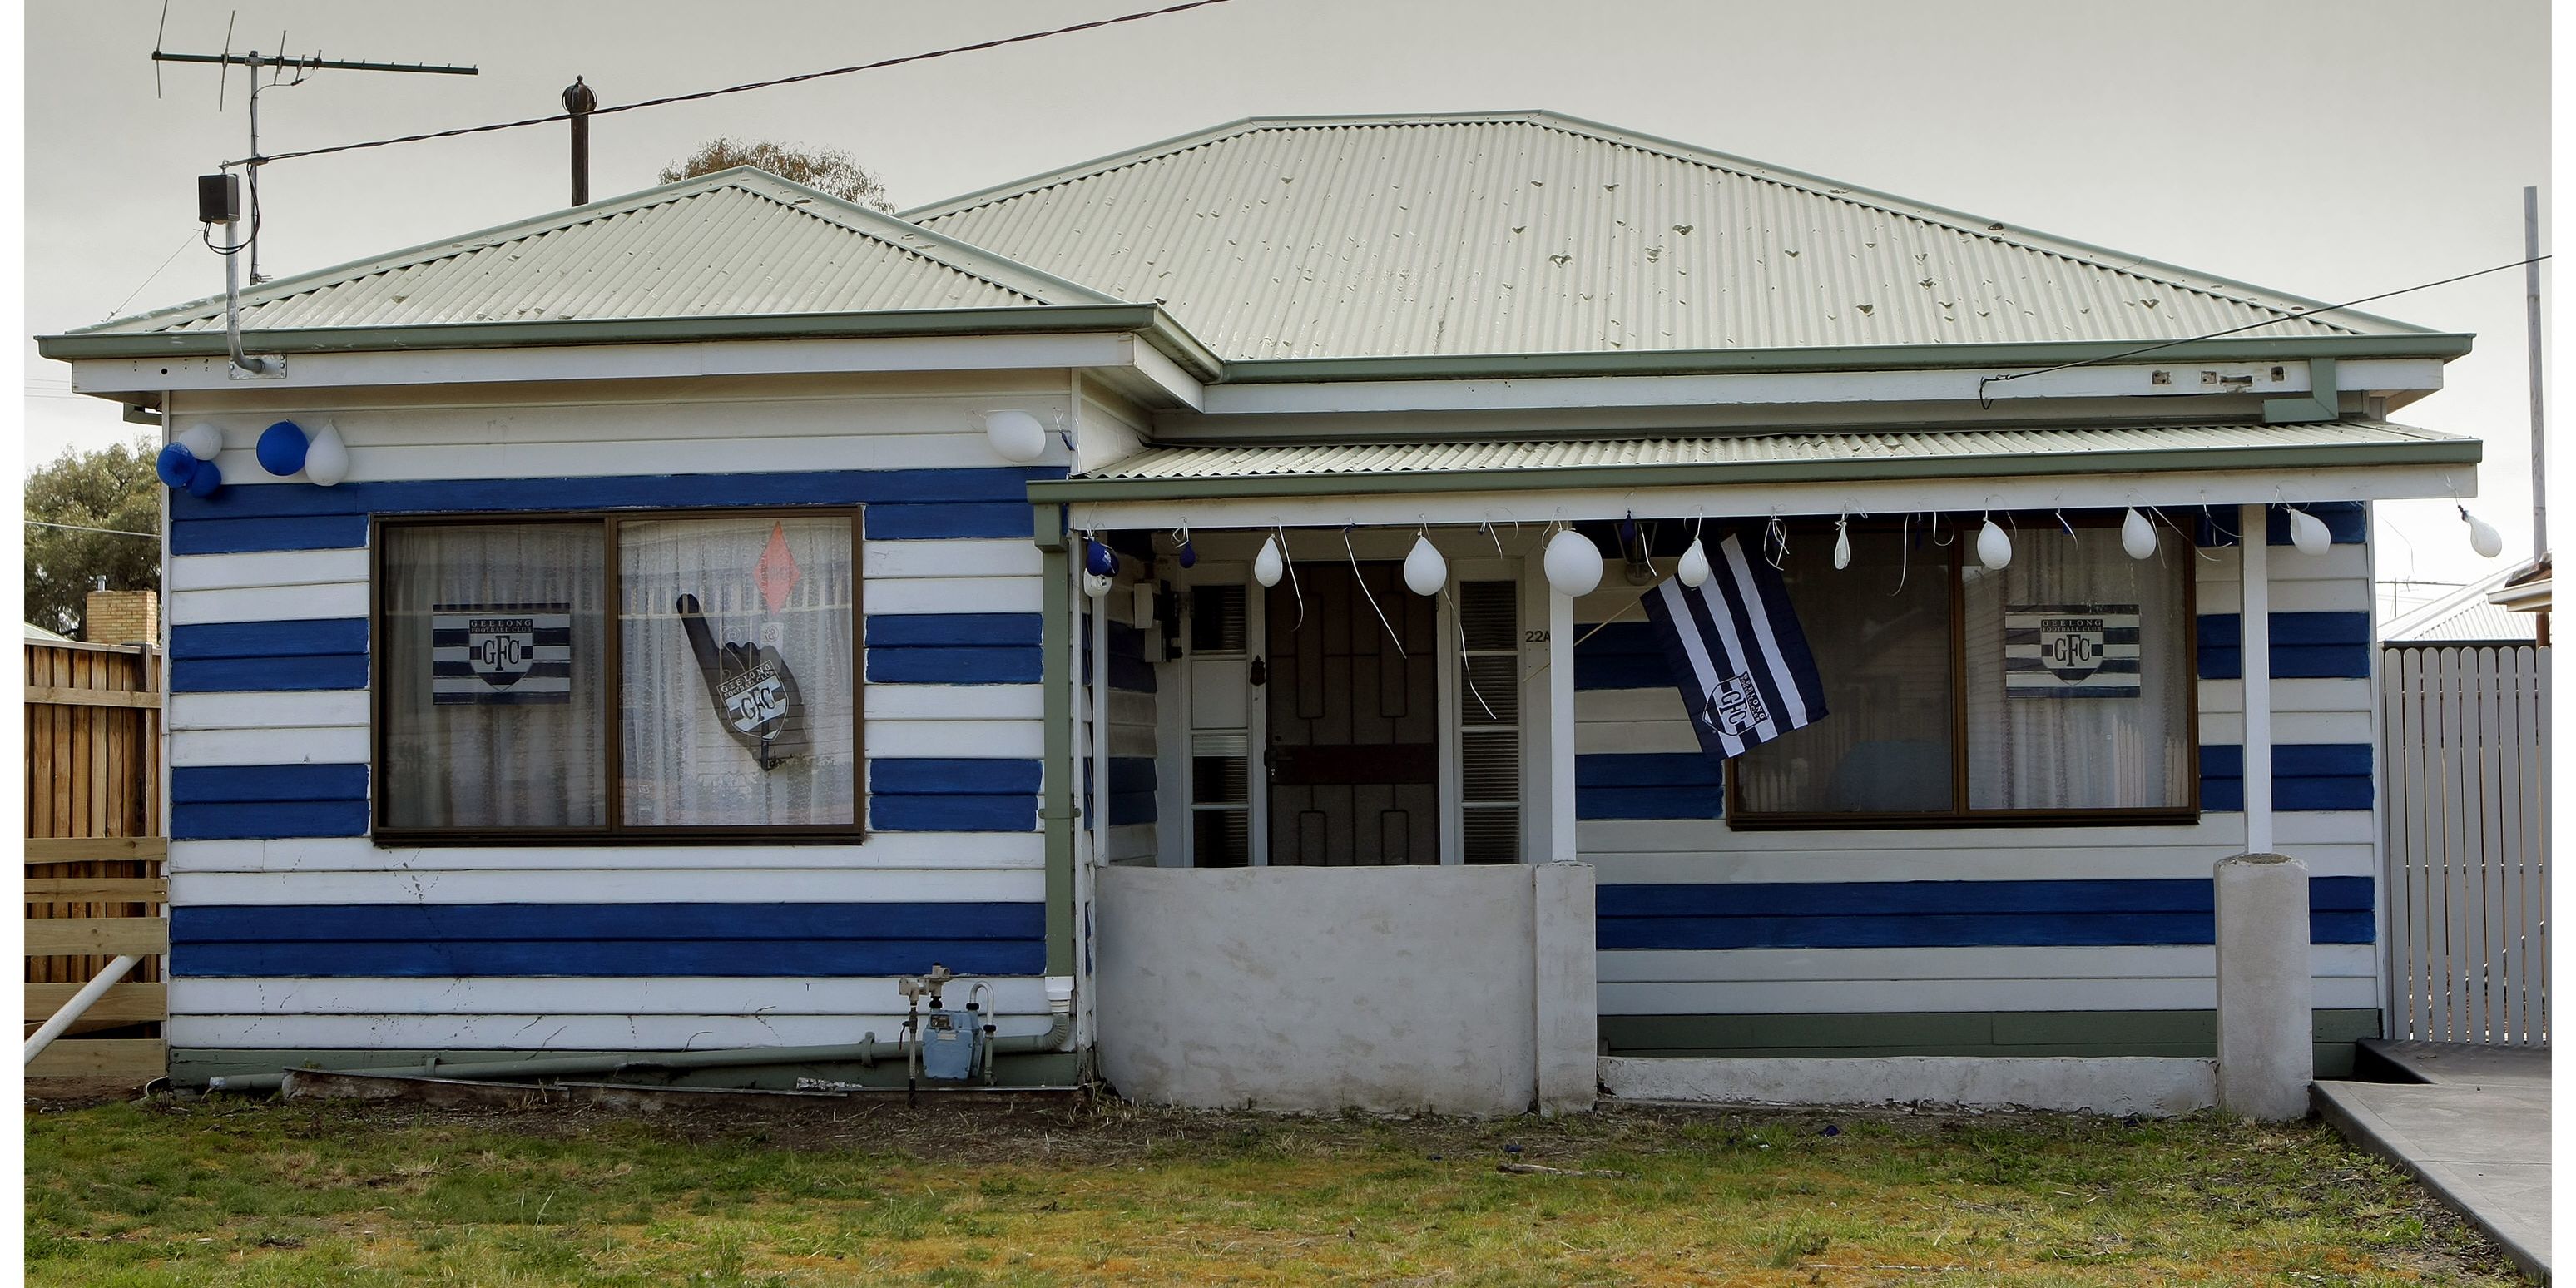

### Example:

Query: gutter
xmin=1025 ymin=437 xmax=2486 ymax=505
xmin=38 ymin=304 xmax=1228 ymax=386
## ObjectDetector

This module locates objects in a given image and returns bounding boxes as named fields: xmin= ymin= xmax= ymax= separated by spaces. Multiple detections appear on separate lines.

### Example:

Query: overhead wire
xmin=232 ymin=0 xmax=1238 ymax=168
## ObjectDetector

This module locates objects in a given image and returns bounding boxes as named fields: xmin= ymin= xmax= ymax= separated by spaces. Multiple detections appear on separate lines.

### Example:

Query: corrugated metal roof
xmin=912 ymin=111 xmax=2438 ymax=362
xmin=1082 ymin=419 xmax=2469 ymax=481
xmin=77 ymin=168 xmax=1117 ymax=337
xmin=2385 ymin=567 xmax=2543 ymax=643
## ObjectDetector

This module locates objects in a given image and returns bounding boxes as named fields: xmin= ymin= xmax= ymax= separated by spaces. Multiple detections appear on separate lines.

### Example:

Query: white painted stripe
xmin=171 ymin=975 xmax=1049 ymax=1018
xmin=864 ymin=539 xmax=1040 ymax=579
xmin=1578 ymin=810 xmax=2371 ymax=857
xmin=168 ymin=833 xmax=1043 ymax=874
xmin=172 ymin=726 xmax=372 ymax=767
xmin=167 ymin=548 xmax=372 ymax=593
xmin=1107 ymin=726 xmax=1158 ymax=760
xmin=1598 ymin=974 xmax=2378 ymax=1016
xmin=1576 ymin=719 xmax=1702 ymax=755
xmin=170 ymin=866 xmax=1041 ymax=905
xmin=867 ymin=685 xmax=1042 ymax=721
xmin=2198 ymin=710 xmax=2375 ymax=746
xmin=870 ymin=720 xmax=1045 ymax=759
xmin=171 ymin=691 xmax=370 ymax=731
xmin=1598 ymin=944 xmax=2379 ymax=985
xmin=167 ymin=1011 xmax=1058 ymax=1050
xmin=866 ymin=575 xmax=1042 ymax=615
xmin=2197 ymin=678 xmax=2373 ymax=716
xmin=1587 ymin=841 xmax=2375 ymax=884
xmin=169 ymin=582 xmax=369 ymax=625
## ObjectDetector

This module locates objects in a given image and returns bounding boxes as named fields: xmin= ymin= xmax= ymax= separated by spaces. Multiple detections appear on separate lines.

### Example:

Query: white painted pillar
xmin=2215 ymin=503 xmax=2310 ymax=1120
xmin=1547 ymin=589 xmax=1576 ymax=864
xmin=1530 ymin=861 xmax=1598 ymax=1114
xmin=2238 ymin=503 xmax=2274 ymax=855
xmin=2215 ymin=853 xmax=2314 ymax=1118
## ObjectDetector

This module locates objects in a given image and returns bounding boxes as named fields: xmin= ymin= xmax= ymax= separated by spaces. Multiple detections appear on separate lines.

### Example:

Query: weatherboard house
xmin=42 ymin=112 xmax=2482 ymax=1116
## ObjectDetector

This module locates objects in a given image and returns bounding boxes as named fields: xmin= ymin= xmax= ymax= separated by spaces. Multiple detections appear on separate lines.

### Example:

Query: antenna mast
xmin=152 ymin=28 xmax=477 ymax=282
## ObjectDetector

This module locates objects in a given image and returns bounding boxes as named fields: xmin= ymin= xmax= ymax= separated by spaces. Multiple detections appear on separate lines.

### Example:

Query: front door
xmin=1265 ymin=562 xmax=1439 ymax=864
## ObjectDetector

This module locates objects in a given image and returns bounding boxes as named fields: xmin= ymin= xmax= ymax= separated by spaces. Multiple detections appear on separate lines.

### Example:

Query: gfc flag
xmin=1642 ymin=531 xmax=1829 ymax=759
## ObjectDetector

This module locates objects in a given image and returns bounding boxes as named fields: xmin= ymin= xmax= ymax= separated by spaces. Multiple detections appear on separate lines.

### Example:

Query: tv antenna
xmin=152 ymin=6 xmax=476 ymax=283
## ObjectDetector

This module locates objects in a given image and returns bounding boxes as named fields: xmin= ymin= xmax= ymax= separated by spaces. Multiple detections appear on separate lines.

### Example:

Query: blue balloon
xmin=1085 ymin=540 xmax=1117 ymax=577
xmin=155 ymin=443 xmax=197 ymax=488
xmin=186 ymin=458 xmax=224 ymax=499
xmin=255 ymin=420 xmax=309 ymax=477
xmin=1177 ymin=539 xmax=1198 ymax=569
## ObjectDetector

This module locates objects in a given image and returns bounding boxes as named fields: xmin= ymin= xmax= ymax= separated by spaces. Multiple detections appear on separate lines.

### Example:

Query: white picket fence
xmin=2379 ymin=643 xmax=2550 ymax=1047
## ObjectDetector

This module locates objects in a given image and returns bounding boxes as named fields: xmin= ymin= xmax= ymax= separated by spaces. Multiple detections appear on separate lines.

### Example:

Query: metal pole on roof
xmin=2526 ymin=185 xmax=2547 ymax=563
xmin=563 ymin=77 xmax=597 ymax=206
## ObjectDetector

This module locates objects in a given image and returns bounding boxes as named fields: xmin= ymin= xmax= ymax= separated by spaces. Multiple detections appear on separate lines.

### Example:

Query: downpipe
xmin=204 ymin=1011 xmax=1075 ymax=1097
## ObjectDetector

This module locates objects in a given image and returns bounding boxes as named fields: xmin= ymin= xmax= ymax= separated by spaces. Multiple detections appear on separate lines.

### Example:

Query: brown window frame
xmin=369 ymin=507 xmax=868 ymax=846
xmin=1726 ymin=512 xmax=2200 ymax=830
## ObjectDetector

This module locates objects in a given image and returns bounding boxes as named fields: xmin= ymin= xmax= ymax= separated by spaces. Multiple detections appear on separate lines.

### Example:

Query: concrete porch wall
xmin=1095 ymin=863 xmax=1598 ymax=1117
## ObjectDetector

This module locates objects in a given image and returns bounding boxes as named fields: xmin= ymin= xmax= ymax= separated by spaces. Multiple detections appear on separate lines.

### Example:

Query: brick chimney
xmin=83 ymin=589 xmax=160 ymax=646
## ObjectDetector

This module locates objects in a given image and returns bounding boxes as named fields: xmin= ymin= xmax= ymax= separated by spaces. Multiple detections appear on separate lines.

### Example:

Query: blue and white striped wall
xmin=1568 ymin=504 xmax=2380 ymax=1038
xmin=159 ymin=386 xmax=1077 ymax=1055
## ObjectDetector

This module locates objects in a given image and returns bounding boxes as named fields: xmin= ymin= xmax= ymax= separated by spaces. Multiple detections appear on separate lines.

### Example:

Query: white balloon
xmin=2121 ymin=508 xmax=2158 ymax=561
xmin=983 ymin=409 xmax=1047 ymax=463
xmin=1082 ymin=571 xmax=1114 ymax=598
xmin=1543 ymin=529 xmax=1604 ymax=597
xmin=304 ymin=423 xmax=349 ymax=487
xmin=2466 ymin=511 xmax=2504 ymax=559
xmin=1975 ymin=518 xmax=2013 ymax=570
xmin=1832 ymin=524 xmax=1852 ymax=571
xmin=1253 ymin=535 xmax=1285 ymax=587
xmin=1402 ymin=534 xmax=1447 ymax=597
xmin=1677 ymin=538 xmax=1712 ymax=587
xmin=176 ymin=421 xmax=224 ymax=461
xmin=2286 ymin=508 xmax=2331 ymax=556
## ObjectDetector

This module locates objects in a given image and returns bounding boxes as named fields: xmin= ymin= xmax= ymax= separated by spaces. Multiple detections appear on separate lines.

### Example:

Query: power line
xmin=102 ymin=229 xmax=206 ymax=320
xmin=26 ymin=520 xmax=159 ymax=540
xmin=1978 ymin=252 xmax=2553 ymax=407
xmin=238 ymin=0 xmax=1237 ymax=168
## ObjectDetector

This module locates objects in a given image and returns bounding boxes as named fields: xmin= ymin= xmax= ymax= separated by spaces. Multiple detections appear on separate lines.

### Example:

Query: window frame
xmin=1726 ymin=512 xmax=2200 ymax=830
xmin=369 ymin=507 xmax=868 ymax=846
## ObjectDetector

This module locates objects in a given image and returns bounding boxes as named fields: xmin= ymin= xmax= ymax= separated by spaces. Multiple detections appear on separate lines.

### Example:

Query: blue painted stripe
xmin=871 ymin=758 xmax=1041 ymax=795
xmin=1086 ymin=620 xmax=1157 ymax=694
xmin=1576 ymin=751 xmax=1724 ymax=820
xmin=169 ymin=468 xmax=1060 ymax=520
xmin=168 ymin=901 xmax=1044 ymax=978
xmin=171 ymin=656 xmax=368 ymax=692
xmin=172 ymin=764 xmax=367 ymax=804
xmin=171 ymin=800 xmax=371 ymax=840
xmin=165 ymin=467 xmax=1063 ymax=553
xmin=870 ymin=757 xmax=1041 ymax=833
xmin=171 ymin=618 xmax=368 ymax=660
xmin=868 ymin=614 xmax=1044 ymax=685
xmin=2201 ymin=743 xmax=2374 ymax=812
xmin=869 ymin=614 xmax=1040 ymax=647
xmin=2197 ymin=612 xmax=2372 ymax=680
xmin=867 ymin=647 xmax=1042 ymax=685
xmin=1083 ymin=756 xmax=1158 ymax=827
xmin=1573 ymin=620 xmax=1669 ymax=691
xmin=1598 ymin=877 xmax=2373 ymax=949
xmin=171 ymin=515 xmax=371 ymax=556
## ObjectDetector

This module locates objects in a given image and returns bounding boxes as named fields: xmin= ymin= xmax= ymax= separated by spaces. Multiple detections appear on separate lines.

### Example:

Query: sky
xmin=19 ymin=0 xmax=2554 ymax=612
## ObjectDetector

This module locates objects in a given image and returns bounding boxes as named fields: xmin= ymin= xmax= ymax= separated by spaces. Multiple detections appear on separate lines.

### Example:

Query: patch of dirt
xmin=25 ymin=1076 xmax=155 ymax=1112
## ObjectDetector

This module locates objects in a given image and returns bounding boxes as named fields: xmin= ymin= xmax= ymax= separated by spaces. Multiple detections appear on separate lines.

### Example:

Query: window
xmin=1730 ymin=516 xmax=2195 ymax=825
xmin=376 ymin=510 xmax=862 ymax=841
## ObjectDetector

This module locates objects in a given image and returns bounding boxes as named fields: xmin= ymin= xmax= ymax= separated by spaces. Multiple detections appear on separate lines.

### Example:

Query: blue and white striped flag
xmin=1642 ymin=531 xmax=1829 ymax=759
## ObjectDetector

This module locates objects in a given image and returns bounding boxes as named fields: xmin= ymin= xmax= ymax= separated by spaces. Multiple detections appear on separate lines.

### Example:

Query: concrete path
xmin=2313 ymin=1041 xmax=2549 ymax=1282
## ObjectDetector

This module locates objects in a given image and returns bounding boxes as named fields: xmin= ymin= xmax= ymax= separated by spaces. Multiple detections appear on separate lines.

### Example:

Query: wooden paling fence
xmin=25 ymin=637 xmax=168 ymax=1080
xmin=2380 ymin=643 xmax=2550 ymax=1048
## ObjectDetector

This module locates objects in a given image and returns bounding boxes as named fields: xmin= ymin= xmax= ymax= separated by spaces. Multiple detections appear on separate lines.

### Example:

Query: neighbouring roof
xmin=910 ymin=111 xmax=2446 ymax=363
xmin=2487 ymin=553 xmax=2553 ymax=612
xmin=2385 ymin=565 xmax=2542 ymax=643
xmin=67 ymin=168 xmax=1118 ymax=339
xmin=1038 ymin=419 xmax=2476 ymax=500
xmin=24 ymin=622 xmax=70 ymax=642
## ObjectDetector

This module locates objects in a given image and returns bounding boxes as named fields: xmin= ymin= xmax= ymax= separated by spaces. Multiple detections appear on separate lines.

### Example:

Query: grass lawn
xmin=25 ymin=1090 xmax=2518 ymax=1286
